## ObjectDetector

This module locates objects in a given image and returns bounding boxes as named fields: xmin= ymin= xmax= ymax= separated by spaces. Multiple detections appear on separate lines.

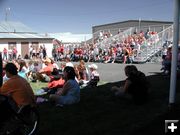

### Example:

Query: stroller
xmin=0 ymin=94 xmax=39 ymax=135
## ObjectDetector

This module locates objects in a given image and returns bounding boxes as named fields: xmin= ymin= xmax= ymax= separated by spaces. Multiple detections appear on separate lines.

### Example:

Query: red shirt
xmin=3 ymin=48 xmax=7 ymax=53
xmin=40 ymin=64 xmax=54 ymax=76
xmin=13 ymin=48 xmax=17 ymax=54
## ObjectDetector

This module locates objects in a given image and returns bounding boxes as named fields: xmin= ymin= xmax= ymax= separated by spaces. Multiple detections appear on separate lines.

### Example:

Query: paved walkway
xmin=72 ymin=62 xmax=162 ymax=82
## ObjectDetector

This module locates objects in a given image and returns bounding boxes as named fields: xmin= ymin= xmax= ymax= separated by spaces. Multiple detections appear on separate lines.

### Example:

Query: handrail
xmin=92 ymin=24 xmax=171 ymax=37
xmin=133 ymin=25 xmax=173 ymax=62
xmin=95 ymin=27 xmax=136 ymax=49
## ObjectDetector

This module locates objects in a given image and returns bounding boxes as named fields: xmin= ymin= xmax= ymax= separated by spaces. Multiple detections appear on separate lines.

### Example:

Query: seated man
xmin=0 ymin=63 xmax=36 ymax=108
xmin=111 ymin=65 xmax=149 ymax=105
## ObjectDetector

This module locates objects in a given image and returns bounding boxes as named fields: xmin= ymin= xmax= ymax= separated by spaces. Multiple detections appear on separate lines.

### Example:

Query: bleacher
xmin=93 ymin=25 xmax=173 ymax=63
xmin=133 ymin=25 xmax=173 ymax=63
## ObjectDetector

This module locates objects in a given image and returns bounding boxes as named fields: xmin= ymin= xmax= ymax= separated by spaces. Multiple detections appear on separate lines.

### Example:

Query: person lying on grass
xmin=111 ymin=65 xmax=149 ymax=105
xmin=49 ymin=66 xmax=80 ymax=106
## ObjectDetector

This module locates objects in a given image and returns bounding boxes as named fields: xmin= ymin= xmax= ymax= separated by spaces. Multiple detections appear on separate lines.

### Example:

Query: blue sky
xmin=0 ymin=0 xmax=173 ymax=34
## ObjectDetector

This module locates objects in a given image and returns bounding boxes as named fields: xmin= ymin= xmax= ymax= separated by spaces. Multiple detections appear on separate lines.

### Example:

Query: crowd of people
xmin=51 ymin=29 xmax=159 ymax=64
xmin=0 ymin=28 xmax=173 ymax=112
xmin=0 ymin=29 xmax=159 ymax=65
xmin=0 ymin=59 xmax=150 ymax=135
xmin=0 ymin=57 xmax=101 ymax=106
xmin=1 ymin=44 xmax=47 ymax=61
xmin=0 ymin=55 xmax=149 ymax=108
xmin=0 ymin=57 xmax=150 ymax=111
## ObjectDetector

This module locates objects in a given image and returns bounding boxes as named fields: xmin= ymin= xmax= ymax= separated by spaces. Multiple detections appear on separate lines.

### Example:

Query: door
xmin=8 ymin=42 xmax=16 ymax=50
xmin=21 ymin=42 xmax=29 ymax=58
xmin=32 ymin=42 xmax=39 ymax=53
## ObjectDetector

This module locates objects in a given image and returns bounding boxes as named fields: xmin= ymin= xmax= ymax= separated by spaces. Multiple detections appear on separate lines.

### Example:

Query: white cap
xmin=66 ymin=62 xmax=74 ymax=67
xmin=88 ymin=64 xmax=98 ymax=70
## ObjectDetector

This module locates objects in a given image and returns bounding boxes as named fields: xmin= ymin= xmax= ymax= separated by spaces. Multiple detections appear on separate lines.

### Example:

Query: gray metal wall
xmin=92 ymin=20 xmax=173 ymax=39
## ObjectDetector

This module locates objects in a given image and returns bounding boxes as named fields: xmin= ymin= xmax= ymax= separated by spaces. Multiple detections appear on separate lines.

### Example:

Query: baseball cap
xmin=88 ymin=64 xmax=98 ymax=70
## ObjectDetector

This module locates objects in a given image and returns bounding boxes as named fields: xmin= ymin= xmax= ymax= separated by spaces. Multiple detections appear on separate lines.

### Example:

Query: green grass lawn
xmin=30 ymin=74 xmax=180 ymax=135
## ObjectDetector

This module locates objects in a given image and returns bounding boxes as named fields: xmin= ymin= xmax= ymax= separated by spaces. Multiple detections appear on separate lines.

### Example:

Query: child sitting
xmin=87 ymin=64 xmax=100 ymax=87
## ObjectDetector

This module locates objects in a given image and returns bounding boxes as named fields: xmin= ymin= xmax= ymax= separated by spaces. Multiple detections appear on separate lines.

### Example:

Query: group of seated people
xmin=0 ymin=58 xmax=101 ymax=107
xmin=50 ymin=29 xmax=159 ymax=65
xmin=0 ymin=55 xmax=149 ymax=111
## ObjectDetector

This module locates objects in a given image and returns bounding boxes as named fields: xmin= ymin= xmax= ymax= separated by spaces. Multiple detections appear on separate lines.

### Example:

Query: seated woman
xmin=77 ymin=60 xmax=89 ymax=86
xmin=49 ymin=66 xmax=80 ymax=106
xmin=111 ymin=65 xmax=149 ymax=105
xmin=18 ymin=60 xmax=29 ymax=79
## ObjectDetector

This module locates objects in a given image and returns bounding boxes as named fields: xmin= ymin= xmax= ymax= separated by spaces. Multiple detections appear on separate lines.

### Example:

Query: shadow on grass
xmin=37 ymin=73 xmax=180 ymax=135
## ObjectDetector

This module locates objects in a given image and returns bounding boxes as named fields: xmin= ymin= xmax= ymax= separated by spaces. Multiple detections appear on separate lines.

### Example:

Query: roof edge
xmin=92 ymin=20 xmax=173 ymax=28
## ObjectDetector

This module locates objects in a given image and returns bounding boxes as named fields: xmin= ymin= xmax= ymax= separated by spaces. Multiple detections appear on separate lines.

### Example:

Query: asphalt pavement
xmin=73 ymin=62 xmax=162 ymax=82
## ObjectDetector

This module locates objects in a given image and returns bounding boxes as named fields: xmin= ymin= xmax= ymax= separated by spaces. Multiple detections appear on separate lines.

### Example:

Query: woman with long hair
xmin=49 ymin=66 xmax=80 ymax=106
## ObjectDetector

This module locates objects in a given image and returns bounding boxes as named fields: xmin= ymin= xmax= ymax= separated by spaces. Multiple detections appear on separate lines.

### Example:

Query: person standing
xmin=42 ymin=45 xmax=47 ymax=59
xmin=3 ymin=48 xmax=8 ymax=60
xmin=12 ymin=47 xmax=18 ymax=60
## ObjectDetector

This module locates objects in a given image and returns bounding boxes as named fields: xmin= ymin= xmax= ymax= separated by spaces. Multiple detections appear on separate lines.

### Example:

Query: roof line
xmin=92 ymin=20 xmax=173 ymax=28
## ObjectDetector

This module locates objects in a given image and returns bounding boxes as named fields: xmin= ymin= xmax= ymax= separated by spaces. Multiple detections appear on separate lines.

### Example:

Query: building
xmin=0 ymin=21 xmax=54 ymax=58
xmin=92 ymin=20 xmax=173 ymax=39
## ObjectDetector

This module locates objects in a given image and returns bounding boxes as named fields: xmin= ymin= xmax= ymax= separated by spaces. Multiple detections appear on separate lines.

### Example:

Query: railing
xmin=92 ymin=24 xmax=171 ymax=40
xmin=95 ymin=27 xmax=136 ymax=49
xmin=133 ymin=25 xmax=173 ymax=63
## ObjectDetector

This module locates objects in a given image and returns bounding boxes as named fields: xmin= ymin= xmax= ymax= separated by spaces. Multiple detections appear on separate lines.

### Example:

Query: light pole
xmin=5 ymin=7 xmax=10 ymax=21
xmin=169 ymin=0 xmax=179 ymax=106
xmin=138 ymin=18 xmax=141 ymax=33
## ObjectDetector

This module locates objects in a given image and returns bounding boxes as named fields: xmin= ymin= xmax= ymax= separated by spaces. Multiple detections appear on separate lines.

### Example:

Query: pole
xmin=139 ymin=18 xmax=141 ymax=33
xmin=84 ymin=36 xmax=86 ymax=45
xmin=5 ymin=7 xmax=10 ymax=22
xmin=0 ymin=53 xmax=2 ymax=87
xmin=169 ymin=0 xmax=179 ymax=105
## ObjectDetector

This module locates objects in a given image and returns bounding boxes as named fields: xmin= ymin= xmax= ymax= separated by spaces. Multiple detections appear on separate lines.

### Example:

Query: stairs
xmin=95 ymin=27 xmax=136 ymax=49
xmin=93 ymin=25 xmax=173 ymax=63
xmin=132 ymin=25 xmax=173 ymax=63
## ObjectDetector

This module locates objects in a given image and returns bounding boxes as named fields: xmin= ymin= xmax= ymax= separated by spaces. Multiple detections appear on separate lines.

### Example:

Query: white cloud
xmin=48 ymin=32 xmax=92 ymax=42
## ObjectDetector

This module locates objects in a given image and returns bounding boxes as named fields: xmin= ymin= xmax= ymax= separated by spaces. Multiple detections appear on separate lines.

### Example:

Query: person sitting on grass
xmin=111 ymin=65 xmax=149 ymax=105
xmin=0 ymin=63 xmax=36 ymax=108
xmin=18 ymin=60 xmax=29 ymax=79
xmin=77 ymin=60 xmax=89 ymax=86
xmin=49 ymin=66 xmax=80 ymax=106
xmin=36 ymin=57 xmax=54 ymax=82
xmin=87 ymin=63 xmax=100 ymax=87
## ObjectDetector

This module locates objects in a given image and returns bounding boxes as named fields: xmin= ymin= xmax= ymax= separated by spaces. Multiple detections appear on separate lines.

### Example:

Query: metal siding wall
xmin=92 ymin=21 xmax=172 ymax=39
